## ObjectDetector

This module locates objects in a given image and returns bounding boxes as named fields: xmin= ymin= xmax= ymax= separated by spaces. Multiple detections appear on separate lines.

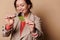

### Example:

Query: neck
xmin=24 ymin=13 xmax=29 ymax=17
xmin=24 ymin=11 xmax=30 ymax=17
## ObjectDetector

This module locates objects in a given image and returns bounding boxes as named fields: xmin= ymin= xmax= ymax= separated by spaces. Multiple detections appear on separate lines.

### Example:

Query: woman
xmin=2 ymin=0 xmax=43 ymax=40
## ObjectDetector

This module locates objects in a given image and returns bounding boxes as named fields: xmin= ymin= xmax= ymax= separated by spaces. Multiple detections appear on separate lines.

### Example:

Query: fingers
xmin=25 ymin=18 xmax=34 ymax=28
xmin=4 ymin=14 xmax=15 ymax=19
xmin=25 ymin=19 xmax=34 ymax=25
xmin=28 ymin=20 xmax=34 ymax=25
xmin=9 ymin=19 xmax=14 ymax=25
xmin=4 ymin=16 xmax=14 ymax=25
xmin=5 ymin=19 xmax=14 ymax=25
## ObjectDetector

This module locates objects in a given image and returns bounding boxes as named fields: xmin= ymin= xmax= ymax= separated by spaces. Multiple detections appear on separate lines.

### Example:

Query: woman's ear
xmin=28 ymin=5 xmax=30 ymax=9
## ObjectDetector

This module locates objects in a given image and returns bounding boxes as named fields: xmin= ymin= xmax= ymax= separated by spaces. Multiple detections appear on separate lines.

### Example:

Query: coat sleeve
xmin=2 ymin=25 xmax=13 ymax=37
xmin=2 ymin=16 xmax=18 ymax=37
xmin=31 ymin=16 xmax=43 ymax=38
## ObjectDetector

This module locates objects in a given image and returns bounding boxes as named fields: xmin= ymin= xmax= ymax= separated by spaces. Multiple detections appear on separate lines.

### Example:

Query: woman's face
xmin=16 ymin=0 xmax=30 ymax=14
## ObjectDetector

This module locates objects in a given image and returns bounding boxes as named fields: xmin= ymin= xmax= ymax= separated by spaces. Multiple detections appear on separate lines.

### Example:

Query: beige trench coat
xmin=2 ymin=13 xmax=43 ymax=40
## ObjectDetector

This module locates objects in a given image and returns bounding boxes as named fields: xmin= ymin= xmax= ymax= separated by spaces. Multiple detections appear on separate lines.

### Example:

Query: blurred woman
xmin=2 ymin=0 xmax=43 ymax=40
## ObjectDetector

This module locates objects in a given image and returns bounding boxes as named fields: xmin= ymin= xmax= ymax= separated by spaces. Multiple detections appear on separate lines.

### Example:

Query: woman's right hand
xmin=5 ymin=16 xmax=14 ymax=30
xmin=5 ymin=17 xmax=14 ymax=25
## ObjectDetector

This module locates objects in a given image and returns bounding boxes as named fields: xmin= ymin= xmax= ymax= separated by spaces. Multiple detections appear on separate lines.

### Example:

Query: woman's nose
xmin=18 ymin=7 xmax=22 ymax=10
xmin=17 ymin=7 xmax=23 ymax=12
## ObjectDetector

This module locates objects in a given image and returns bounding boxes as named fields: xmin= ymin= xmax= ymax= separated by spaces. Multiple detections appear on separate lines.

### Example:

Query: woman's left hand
xmin=25 ymin=18 xmax=35 ymax=32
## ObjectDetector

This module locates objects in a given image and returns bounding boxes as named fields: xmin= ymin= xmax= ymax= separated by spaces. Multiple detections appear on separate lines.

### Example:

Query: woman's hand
xmin=5 ymin=16 xmax=14 ymax=30
xmin=25 ymin=18 xmax=35 ymax=32
xmin=25 ymin=18 xmax=39 ymax=38
xmin=5 ymin=17 xmax=14 ymax=25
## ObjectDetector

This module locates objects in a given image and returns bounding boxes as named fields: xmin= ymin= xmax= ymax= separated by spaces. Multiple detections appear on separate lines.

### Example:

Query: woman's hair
xmin=14 ymin=0 xmax=32 ymax=9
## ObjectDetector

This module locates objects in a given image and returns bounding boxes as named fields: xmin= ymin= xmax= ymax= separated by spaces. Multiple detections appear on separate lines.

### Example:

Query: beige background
xmin=0 ymin=0 xmax=60 ymax=40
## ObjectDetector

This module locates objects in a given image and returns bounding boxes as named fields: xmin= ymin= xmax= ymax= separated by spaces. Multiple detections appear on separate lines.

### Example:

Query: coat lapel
xmin=20 ymin=23 xmax=31 ymax=39
xmin=20 ymin=13 xmax=30 ymax=39
xmin=20 ymin=13 xmax=35 ymax=39
xmin=13 ymin=15 xmax=20 ymax=30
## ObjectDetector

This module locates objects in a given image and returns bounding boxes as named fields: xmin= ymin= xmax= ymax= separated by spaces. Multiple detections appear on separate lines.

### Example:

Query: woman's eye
xmin=16 ymin=4 xmax=24 ymax=7
xmin=21 ymin=5 xmax=24 ymax=7
xmin=16 ymin=5 xmax=19 ymax=7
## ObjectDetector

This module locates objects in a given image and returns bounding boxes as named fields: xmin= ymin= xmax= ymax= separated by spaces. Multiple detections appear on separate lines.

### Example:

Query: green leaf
xmin=19 ymin=16 xmax=25 ymax=21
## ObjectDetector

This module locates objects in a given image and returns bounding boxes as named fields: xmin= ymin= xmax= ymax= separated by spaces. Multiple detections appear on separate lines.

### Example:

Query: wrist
xmin=5 ymin=24 xmax=13 ymax=30
xmin=31 ymin=27 xmax=36 ymax=33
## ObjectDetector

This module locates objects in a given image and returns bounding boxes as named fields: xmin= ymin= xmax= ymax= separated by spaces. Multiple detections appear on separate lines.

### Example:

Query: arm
xmin=2 ymin=16 xmax=19 ymax=37
xmin=2 ymin=25 xmax=13 ymax=37
xmin=2 ymin=16 xmax=15 ymax=37
xmin=31 ymin=16 xmax=43 ymax=38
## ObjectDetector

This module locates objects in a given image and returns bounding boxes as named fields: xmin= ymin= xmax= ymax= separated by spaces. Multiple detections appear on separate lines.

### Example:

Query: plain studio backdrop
xmin=0 ymin=0 xmax=60 ymax=40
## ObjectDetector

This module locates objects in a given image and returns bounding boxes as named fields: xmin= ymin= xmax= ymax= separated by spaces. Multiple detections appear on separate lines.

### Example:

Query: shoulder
xmin=30 ymin=13 xmax=40 ymax=20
